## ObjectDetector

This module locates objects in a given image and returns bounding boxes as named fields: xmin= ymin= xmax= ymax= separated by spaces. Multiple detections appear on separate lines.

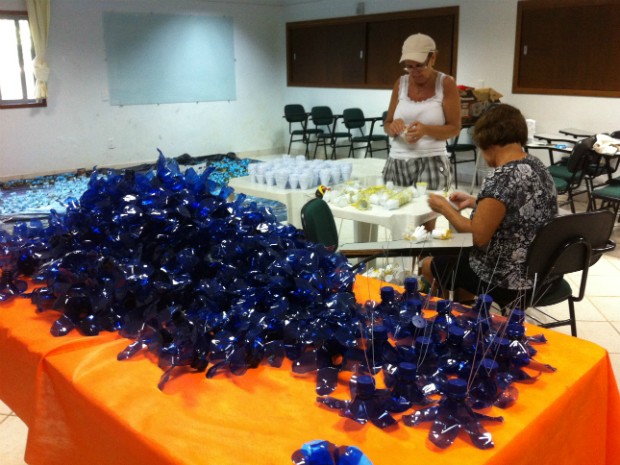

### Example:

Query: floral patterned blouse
xmin=470 ymin=154 xmax=557 ymax=290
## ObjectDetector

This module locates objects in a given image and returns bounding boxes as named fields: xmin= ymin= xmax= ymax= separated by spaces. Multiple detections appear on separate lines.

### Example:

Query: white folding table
xmin=228 ymin=157 xmax=387 ymax=229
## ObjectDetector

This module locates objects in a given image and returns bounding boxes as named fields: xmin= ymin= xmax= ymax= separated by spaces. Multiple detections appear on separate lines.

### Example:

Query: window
xmin=0 ymin=11 xmax=45 ymax=108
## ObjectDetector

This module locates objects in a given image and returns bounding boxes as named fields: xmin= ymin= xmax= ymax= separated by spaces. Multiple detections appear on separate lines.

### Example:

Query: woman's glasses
xmin=403 ymin=56 xmax=432 ymax=73
xmin=403 ymin=62 xmax=428 ymax=73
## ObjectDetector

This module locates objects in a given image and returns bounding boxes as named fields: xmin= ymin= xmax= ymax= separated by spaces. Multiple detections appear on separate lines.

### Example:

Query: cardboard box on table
xmin=458 ymin=86 xmax=502 ymax=125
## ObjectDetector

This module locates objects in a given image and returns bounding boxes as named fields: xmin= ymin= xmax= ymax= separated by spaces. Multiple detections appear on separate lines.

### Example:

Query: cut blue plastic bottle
xmin=375 ymin=286 xmax=399 ymax=331
xmin=429 ymin=298 xmax=460 ymax=339
xmin=291 ymin=440 xmax=374 ymax=465
xmin=471 ymin=293 xmax=494 ymax=334
xmin=0 ymin=243 xmax=28 ymax=302
xmin=412 ymin=335 xmax=438 ymax=376
xmin=384 ymin=361 xmax=430 ymax=412
xmin=402 ymin=276 xmax=421 ymax=302
xmin=317 ymin=374 xmax=397 ymax=429
xmin=393 ymin=297 xmax=426 ymax=341
xmin=468 ymin=357 xmax=518 ymax=409
xmin=346 ymin=324 xmax=398 ymax=375
xmin=436 ymin=324 xmax=472 ymax=377
xmin=402 ymin=377 xmax=503 ymax=449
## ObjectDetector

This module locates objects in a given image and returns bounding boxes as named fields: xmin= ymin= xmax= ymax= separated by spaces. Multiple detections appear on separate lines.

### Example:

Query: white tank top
xmin=390 ymin=72 xmax=448 ymax=160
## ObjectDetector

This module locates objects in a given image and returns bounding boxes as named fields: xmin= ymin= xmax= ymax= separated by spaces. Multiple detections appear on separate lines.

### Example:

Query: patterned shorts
xmin=382 ymin=155 xmax=451 ymax=190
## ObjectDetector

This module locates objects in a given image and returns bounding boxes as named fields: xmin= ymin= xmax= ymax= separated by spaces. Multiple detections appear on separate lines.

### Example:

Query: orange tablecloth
xmin=1 ymin=275 xmax=619 ymax=465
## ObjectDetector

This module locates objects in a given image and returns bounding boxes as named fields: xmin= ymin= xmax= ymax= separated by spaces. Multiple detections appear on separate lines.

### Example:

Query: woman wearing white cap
xmin=383 ymin=33 xmax=461 ymax=193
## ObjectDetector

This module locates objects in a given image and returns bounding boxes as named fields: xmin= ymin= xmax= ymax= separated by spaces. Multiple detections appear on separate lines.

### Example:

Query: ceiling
xmin=200 ymin=0 xmax=324 ymax=6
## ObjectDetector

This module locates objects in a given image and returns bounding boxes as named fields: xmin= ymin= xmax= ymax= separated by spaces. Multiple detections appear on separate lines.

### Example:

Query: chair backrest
xmin=300 ymin=198 xmax=339 ymax=251
xmin=311 ymin=106 xmax=335 ymax=127
xmin=343 ymin=108 xmax=366 ymax=131
xmin=527 ymin=210 xmax=615 ymax=283
xmin=566 ymin=136 xmax=597 ymax=173
xmin=284 ymin=104 xmax=307 ymax=124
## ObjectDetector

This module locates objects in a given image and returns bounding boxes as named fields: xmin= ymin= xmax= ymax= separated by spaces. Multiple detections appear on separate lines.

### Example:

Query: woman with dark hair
xmin=420 ymin=103 xmax=557 ymax=306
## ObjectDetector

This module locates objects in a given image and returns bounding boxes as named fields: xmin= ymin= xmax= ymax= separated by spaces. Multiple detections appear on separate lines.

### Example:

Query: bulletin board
xmin=103 ymin=12 xmax=236 ymax=106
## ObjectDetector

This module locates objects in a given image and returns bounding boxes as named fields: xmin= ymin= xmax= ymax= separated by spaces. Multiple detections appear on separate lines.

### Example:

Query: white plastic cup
xmin=341 ymin=165 xmax=352 ymax=181
xmin=275 ymin=172 xmax=288 ymax=189
xmin=320 ymin=168 xmax=332 ymax=186
xmin=264 ymin=171 xmax=275 ymax=186
xmin=299 ymin=173 xmax=312 ymax=190
xmin=330 ymin=168 xmax=341 ymax=184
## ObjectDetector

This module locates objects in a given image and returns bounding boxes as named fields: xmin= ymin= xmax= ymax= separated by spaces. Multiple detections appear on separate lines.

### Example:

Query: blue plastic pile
xmin=0 ymin=154 xmax=287 ymax=222
xmin=0 ymin=151 xmax=556 ymax=452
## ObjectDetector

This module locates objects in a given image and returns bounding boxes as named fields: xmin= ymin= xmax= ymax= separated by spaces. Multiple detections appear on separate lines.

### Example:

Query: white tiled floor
xmin=1 ymin=190 xmax=619 ymax=465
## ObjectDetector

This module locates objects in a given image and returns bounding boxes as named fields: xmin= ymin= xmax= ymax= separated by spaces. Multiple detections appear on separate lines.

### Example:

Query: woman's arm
xmin=427 ymin=194 xmax=506 ymax=248
xmin=467 ymin=198 xmax=506 ymax=247
xmin=383 ymin=78 xmax=406 ymax=136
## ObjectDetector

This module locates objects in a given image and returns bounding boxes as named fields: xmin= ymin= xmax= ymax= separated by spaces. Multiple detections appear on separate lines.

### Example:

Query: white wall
xmin=2 ymin=0 xmax=619 ymax=180
xmin=0 ymin=0 xmax=287 ymax=180
xmin=283 ymin=0 xmax=620 ymax=149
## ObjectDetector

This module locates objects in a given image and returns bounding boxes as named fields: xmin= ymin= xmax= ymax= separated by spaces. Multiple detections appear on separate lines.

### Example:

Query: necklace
xmin=409 ymin=72 xmax=436 ymax=101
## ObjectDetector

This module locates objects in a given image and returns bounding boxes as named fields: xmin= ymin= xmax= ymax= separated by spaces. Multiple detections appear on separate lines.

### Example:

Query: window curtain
xmin=26 ymin=0 xmax=50 ymax=99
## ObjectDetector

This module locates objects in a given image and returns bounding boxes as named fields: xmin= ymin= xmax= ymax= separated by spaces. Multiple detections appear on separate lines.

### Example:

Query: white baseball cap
xmin=400 ymin=33 xmax=436 ymax=64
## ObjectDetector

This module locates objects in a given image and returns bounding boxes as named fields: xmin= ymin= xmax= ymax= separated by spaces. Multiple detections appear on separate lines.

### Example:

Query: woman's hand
xmin=427 ymin=193 xmax=453 ymax=215
xmin=404 ymin=121 xmax=425 ymax=144
xmin=427 ymin=192 xmax=477 ymax=237
xmin=389 ymin=118 xmax=406 ymax=137
xmin=448 ymin=191 xmax=476 ymax=210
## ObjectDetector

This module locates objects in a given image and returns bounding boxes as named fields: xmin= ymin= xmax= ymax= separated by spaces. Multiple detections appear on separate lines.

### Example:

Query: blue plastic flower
xmin=292 ymin=440 xmax=373 ymax=465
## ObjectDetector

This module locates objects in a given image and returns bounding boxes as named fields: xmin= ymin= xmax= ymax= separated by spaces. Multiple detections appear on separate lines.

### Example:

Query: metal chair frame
xmin=446 ymin=127 xmax=478 ymax=189
xmin=497 ymin=210 xmax=616 ymax=336
xmin=310 ymin=106 xmax=351 ymax=160
xmin=550 ymin=137 xmax=597 ymax=213
xmin=284 ymin=104 xmax=323 ymax=158
xmin=342 ymin=108 xmax=390 ymax=159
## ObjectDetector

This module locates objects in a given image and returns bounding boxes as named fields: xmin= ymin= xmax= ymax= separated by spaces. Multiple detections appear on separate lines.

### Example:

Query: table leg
xmin=285 ymin=198 xmax=305 ymax=229
xmin=352 ymin=221 xmax=377 ymax=242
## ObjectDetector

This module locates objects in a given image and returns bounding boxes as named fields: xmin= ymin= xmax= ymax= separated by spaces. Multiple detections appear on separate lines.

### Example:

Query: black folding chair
xmin=446 ymin=127 xmax=478 ymax=189
xmin=310 ymin=106 xmax=351 ymax=160
xmin=284 ymin=104 xmax=322 ymax=158
xmin=342 ymin=108 xmax=390 ymax=159
xmin=496 ymin=210 xmax=616 ymax=336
